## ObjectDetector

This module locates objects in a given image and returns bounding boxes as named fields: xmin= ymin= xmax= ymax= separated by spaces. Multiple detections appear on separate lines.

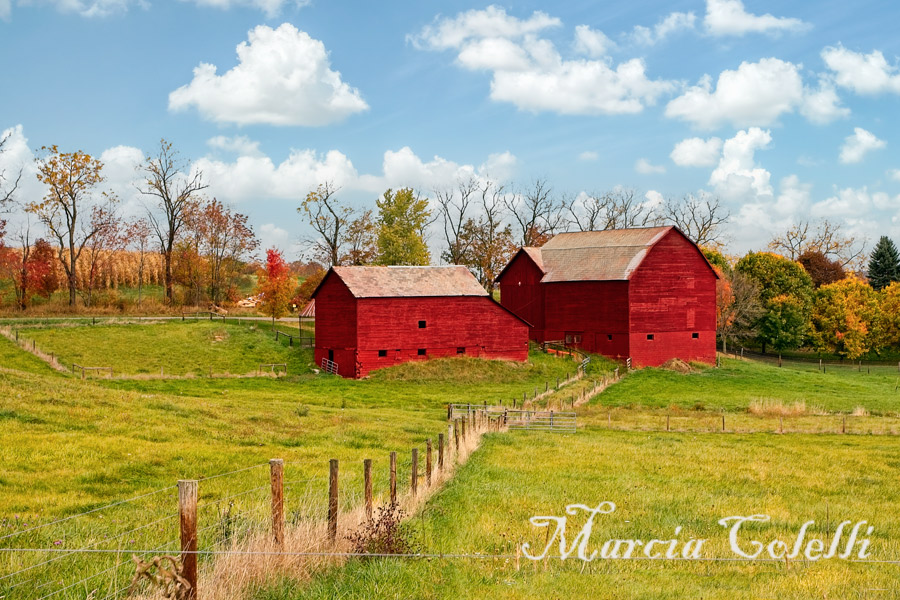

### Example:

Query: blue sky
xmin=1 ymin=0 xmax=899 ymax=257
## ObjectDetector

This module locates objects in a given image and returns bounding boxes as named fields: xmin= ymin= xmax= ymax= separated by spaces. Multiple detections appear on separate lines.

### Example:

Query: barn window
xmin=418 ymin=320 xmax=427 ymax=328
xmin=457 ymin=347 xmax=465 ymax=355
xmin=607 ymin=334 xmax=613 ymax=341
xmin=647 ymin=334 xmax=654 ymax=341
xmin=692 ymin=332 xmax=699 ymax=339
xmin=417 ymin=348 xmax=426 ymax=356
xmin=378 ymin=349 xmax=387 ymax=357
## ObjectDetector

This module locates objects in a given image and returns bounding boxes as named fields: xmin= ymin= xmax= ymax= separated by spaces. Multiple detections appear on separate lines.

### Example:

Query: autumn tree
xmin=878 ymin=282 xmax=900 ymax=349
xmin=78 ymin=206 xmax=123 ymax=307
xmin=436 ymin=177 xmax=479 ymax=264
xmin=716 ymin=269 xmax=761 ymax=353
xmin=198 ymin=200 xmax=258 ymax=304
xmin=342 ymin=210 xmax=378 ymax=265
xmin=29 ymin=239 xmax=59 ymax=299
xmin=663 ymin=194 xmax=729 ymax=248
xmin=29 ymin=146 xmax=117 ymax=306
xmin=299 ymin=182 xmax=353 ymax=267
xmin=256 ymin=248 xmax=295 ymax=325
xmin=125 ymin=217 xmax=154 ymax=306
xmin=797 ymin=250 xmax=845 ymax=288
xmin=768 ymin=219 xmax=865 ymax=268
xmin=0 ymin=223 xmax=31 ymax=309
xmin=809 ymin=277 xmax=882 ymax=359
xmin=292 ymin=268 xmax=326 ymax=309
xmin=867 ymin=236 xmax=900 ymax=291
xmin=505 ymin=179 xmax=563 ymax=246
xmin=735 ymin=251 xmax=814 ymax=353
xmin=376 ymin=187 xmax=432 ymax=265
xmin=455 ymin=180 xmax=516 ymax=289
xmin=141 ymin=139 xmax=207 ymax=305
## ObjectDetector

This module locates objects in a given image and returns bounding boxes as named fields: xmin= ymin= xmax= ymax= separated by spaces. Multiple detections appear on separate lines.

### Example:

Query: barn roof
xmin=318 ymin=265 xmax=489 ymax=299
xmin=498 ymin=226 xmax=715 ymax=283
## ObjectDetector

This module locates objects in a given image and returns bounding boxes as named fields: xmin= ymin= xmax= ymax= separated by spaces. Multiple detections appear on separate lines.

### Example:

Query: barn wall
xmin=497 ymin=252 xmax=545 ymax=341
xmin=543 ymin=281 xmax=631 ymax=359
xmin=627 ymin=230 xmax=717 ymax=366
xmin=355 ymin=296 xmax=529 ymax=377
xmin=313 ymin=274 xmax=359 ymax=378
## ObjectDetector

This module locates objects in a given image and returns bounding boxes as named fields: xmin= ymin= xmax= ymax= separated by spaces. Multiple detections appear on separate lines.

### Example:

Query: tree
xmin=867 ymin=236 xmax=900 ymax=291
xmin=341 ymin=210 xmax=378 ymax=265
xmin=435 ymin=177 xmax=479 ymax=264
xmin=141 ymin=139 xmax=207 ymax=305
xmin=567 ymin=188 xmax=663 ymax=232
xmin=292 ymin=267 xmax=326 ymax=309
xmin=125 ymin=217 xmax=154 ymax=306
xmin=735 ymin=252 xmax=814 ymax=353
xmin=299 ymin=182 xmax=353 ymax=267
xmin=810 ymin=277 xmax=881 ymax=359
xmin=878 ymin=282 xmax=900 ymax=349
xmin=78 ymin=205 xmax=123 ymax=307
xmin=716 ymin=269 xmax=761 ymax=353
xmin=200 ymin=199 xmax=257 ymax=304
xmin=457 ymin=180 xmax=516 ymax=289
xmin=505 ymin=179 xmax=563 ymax=246
xmin=0 ymin=227 xmax=57 ymax=310
xmin=663 ymin=194 xmax=729 ymax=248
xmin=797 ymin=250 xmax=845 ymax=288
xmin=376 ymin=188 xmax=431 ymax=265
xmin=29 ymin=146 xmax=117 ymax=306
xmin=29 ymin=239 xmax=59 ymax=299
xmin=0 ymin=130 xmax=22 ymax=210
xmin=256 ymin=248 xmax=295 ymax=325
xmin=703 ymin=246 xmax=731 ymax=276
xmin=768 ymin=219 xmax=865 ymax=268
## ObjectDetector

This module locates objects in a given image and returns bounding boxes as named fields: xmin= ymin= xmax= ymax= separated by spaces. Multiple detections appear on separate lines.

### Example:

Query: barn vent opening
xmin=418 ymin=320 xmax=427 ymax=328
xmin=646 ymin=334 xmax=654 ymax=341
xmin=378 ymin=349 xmax=387 ymax=357
xmin=417 ymin=348 xmax=426 ymax=356
xmin=692 ymin=332 xmax=699 ymax=339
xmin=607 ymin=334 xmax=613 ymax=341
xmin=457 ymin=347 xmax=465 ymax=355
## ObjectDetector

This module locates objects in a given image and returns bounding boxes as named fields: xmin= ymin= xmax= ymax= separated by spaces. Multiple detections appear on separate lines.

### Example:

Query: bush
xmin=346 ymin=502 xmax=419 ymax=557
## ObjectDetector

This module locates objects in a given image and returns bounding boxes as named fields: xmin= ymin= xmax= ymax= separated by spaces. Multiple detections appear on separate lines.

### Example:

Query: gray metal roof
xmin=330 ymin=265 xmax=489 ymax=298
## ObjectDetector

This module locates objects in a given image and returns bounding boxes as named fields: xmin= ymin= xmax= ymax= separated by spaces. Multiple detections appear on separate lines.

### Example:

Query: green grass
xmin=279 ymin=429 xmax=900 ymax=600
xmin=594 ymin=358 xmax=900 ymax=415
xmin=0 ymin=335 xmax=59 ymax=376
xmin=22 ymin=321 xmax=309 ymax=376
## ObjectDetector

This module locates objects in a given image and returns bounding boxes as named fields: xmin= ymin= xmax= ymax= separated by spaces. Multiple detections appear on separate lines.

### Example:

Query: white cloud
xmin=631 ymin=11 xmax=696 ymax=45
xmin=822 ymin=45 xmax=900 ymax=96
xmin=670 ymin=137 xmax=723 ymax=167
xmin=578 ymin=151 xmax=599 ymax=162
xmin=666 ymin=58 xmax=812 ymax=129
xmin=573 ymin=25 xmax=615 ymax=58
xmin=4 ymin=0 xmax=298 ymax=19
xmin=704 ymin=0 xmax=809 ymax=37
xmin=889 ymin=169 xmax=900 ymax=182
xmin=0 ymin=0 xmax=10 ymax=19
xmin=412 ymin=7 xmax=675 ymax=116
xmin=207 ymin=135 xmax=264 ymax=157
xmin=839 ymin=127 xmax=886 ymax=164
xmin=799 ymin=80 xmax=850 ymax=124
xmin=258 ymin=223 xmax=291 ymax=251
xmin=708 ymin=127 xmax=773 ymax=201
xmin=812 ymin=186 xmax=874 ymax=218
xmin=182 ymin=0 xmax=308 ymax=18
xmin=635 ymin=158 xmax=665 ymax=174
xmin=169 ymin=23 xmax=368 ymax=126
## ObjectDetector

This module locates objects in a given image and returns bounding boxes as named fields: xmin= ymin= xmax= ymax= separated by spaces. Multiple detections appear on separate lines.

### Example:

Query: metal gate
xmin=449 ymin=403 xmax=577 ymax=433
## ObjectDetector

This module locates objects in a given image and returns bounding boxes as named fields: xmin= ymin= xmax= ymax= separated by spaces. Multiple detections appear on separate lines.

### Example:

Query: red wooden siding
xmin=313 ymin=273 xmax=358 ymax=378
xmin=497 ymin=251 xmax=545 ymax=341
xmin=543 ymin=281 xmax=631 ymax=359
xmin=355 ymin=297 xmax=528 ymax=378
xmin=627 ymin=231 xmax=717 ymax=366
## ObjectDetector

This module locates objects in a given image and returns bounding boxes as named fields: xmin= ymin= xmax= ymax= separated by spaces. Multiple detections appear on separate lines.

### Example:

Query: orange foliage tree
xmin=256 ymin=248 xmax=295 ymax=324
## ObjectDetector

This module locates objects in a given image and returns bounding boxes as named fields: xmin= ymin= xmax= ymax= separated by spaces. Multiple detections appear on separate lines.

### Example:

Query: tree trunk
xmin=165 ymin=251 xmax=174 ymax=305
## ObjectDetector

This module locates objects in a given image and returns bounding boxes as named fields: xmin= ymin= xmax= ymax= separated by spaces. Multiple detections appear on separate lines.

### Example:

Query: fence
xmin=71 ymin=364 xmax=113 ymax=379
xmin=0 ymin=416 xmax=491 ymax=600
xmin=449 ymin=404 xmax=577 ymax=433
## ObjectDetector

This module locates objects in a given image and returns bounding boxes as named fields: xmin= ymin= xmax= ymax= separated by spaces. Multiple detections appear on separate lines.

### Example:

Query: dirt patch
xmin=659 ymin=358 xmax=694 ymax=373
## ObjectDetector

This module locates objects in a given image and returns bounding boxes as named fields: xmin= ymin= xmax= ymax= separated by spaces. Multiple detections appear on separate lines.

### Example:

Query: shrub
xmin=346 ymin=502 xmax=419 ymax=557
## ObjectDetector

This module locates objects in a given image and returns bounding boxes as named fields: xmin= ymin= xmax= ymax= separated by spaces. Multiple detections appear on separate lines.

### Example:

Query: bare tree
xmin=436 ymin=177 xmax=478 ymax=264
xmin=125 ymin=217 xmax=154 ymax=307
xmin=0 ymin=131 xmax=22 ymax=210
xmin=566 ymin=188 xmax=662 ymax=231
xmin=663 ymin=194 xmax=729 ymax=247
xmin=140 ymin=139 xmax=208 ymax=305
xmin=768 ymin=219 xmax=865 ymax=268
xmin=505 ymin=179 xmax=564 ymax=247
xmin=298 ymin=182 xmax=353 ymax=267
xmin=341 ymin=209 xmax=378 ymax=265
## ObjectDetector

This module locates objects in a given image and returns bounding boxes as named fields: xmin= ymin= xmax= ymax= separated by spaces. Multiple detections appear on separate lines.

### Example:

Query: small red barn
xmin=496 ymin=227 xmax=717 ymax=367
xmin=312 ymin=265 xmax=530 ymax=378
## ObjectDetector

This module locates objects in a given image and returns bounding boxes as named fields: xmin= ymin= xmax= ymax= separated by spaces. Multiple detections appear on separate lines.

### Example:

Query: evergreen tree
xmin=867 ymin=236 xmax=900 ymax=291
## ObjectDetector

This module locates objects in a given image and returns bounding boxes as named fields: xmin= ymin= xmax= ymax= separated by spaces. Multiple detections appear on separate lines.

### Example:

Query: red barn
xmin=312 ymin=265 xmax=530 ymax=378
xmin=496 ymin=227 xmax=717 ymax=367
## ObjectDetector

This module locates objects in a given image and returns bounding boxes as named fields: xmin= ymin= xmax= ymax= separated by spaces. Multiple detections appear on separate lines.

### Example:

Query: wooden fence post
xmin=411 ymin=448 xmax=418 ymax=497
xmin=721 ymin=415 xmax=725 ymax=432
xmin=426 ymin=439 xmax=433 ymax=487
xmin=390 ymin=452 xmax=397 ymax=505
xmin=178 ymin=480 xmax=198 ymax=600
xmin=328 ymin=459 xmax=338 ymax=543
xmin=453 ymin=421 xmax=460 ymax=453
xmin=447 ymin=404 xmax=452 ymax=420
xmin=270 ymin=459 xmax=284 ymax=546
xmin=438 ymin=433 xmax=445 ymax=470
xmin=364 ymin=459 xmax=373 ymax=521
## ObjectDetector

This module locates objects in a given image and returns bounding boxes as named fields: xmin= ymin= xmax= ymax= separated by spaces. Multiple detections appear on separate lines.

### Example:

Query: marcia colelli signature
xmin=521 ymin=502 xmax=874 ymax=562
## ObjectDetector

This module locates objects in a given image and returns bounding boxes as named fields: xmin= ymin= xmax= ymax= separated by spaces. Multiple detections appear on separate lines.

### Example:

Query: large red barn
xmin=496 ymin=227 xmax=717 ymax=367
xmin=312 ymin=265 xmax=529 ymax=378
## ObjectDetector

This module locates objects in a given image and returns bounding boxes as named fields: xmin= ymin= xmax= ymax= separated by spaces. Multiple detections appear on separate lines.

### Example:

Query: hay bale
xmin=659 ymin=358 xmax=693 ymax=374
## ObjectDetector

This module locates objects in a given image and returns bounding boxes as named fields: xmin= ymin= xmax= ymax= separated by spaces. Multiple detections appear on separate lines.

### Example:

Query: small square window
xmin=647 ymin=334 xmax=654 ymax=341
xmin=457 ymin=347 xmax=465 ymax=355
xmin=417 ymin=348 xmax=426 ymax=356
xmin=607 ymin=334 xmax=613 ymax=341
xmin=418 ymin=320 xmax=426 ymax=329
xmin=692 ymin=332 xmax=699 ymax=339
xmin=378 ymin=349 xmax=387 ymax=357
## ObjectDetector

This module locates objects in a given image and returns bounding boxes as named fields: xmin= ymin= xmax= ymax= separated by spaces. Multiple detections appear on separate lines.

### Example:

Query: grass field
xmin=277 ymin=429 xmax=900 ymax=600
xmin=3 ymin=321 xmax=900 ymax=599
